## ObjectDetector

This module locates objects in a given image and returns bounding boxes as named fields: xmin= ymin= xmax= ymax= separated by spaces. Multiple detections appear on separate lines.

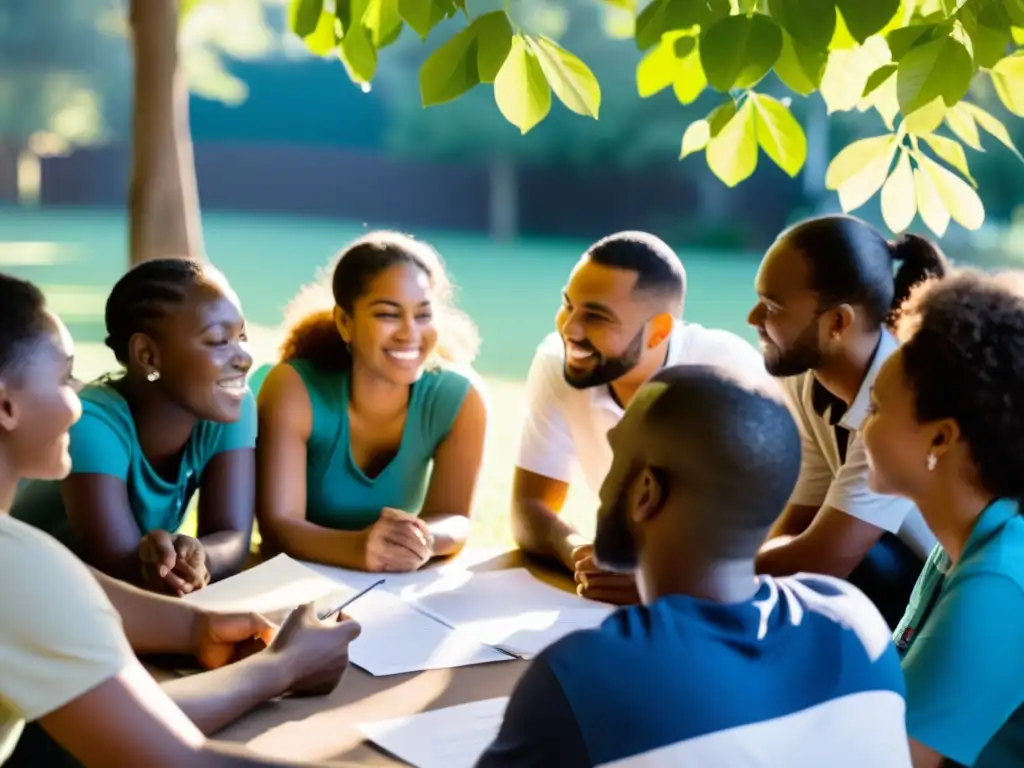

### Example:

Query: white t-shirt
xmin=516 ymin=322 xmax=774 ymax=494
xmin=0 ymin=515 xmax=134 ymax=765
xmin=780 ymin=330 xmax=935 ymax=558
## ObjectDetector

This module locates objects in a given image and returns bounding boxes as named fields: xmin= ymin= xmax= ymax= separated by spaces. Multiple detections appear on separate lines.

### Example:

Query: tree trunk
xmin=488 ymin=156 xmax=518 ymax=242
xmin=128 ymin=0 xmax=205 ymax=265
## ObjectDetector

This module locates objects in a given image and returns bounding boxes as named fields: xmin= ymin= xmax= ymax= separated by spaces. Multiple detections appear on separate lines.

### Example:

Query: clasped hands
xmin=139 ymin=530 xmax=210 ymax=596
xmin=361 ymin=506 xmax=435 ymax=572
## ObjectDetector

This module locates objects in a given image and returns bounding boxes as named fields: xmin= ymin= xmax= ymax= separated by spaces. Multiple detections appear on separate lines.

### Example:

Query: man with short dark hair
xmin=478 ymin=366 xmax=910 ymax=768
xmin=512 ymin=231 xmax=771 ymax=603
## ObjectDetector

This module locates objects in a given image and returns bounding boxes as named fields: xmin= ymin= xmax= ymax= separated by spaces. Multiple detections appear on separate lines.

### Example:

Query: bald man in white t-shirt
xmin=511 ymin=232 xmax=773 ymax=604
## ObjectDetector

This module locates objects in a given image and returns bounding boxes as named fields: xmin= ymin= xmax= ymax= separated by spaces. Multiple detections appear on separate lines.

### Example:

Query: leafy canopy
xmin=289 ymin=0 xmax=1024 ymax=237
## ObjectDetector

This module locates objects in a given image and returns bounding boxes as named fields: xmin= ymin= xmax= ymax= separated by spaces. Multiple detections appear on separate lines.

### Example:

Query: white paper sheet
xmin=358 ymin=697 xmax=508 ymax=768
xmin=299 ymin=558 xmax=472 ymax=594
xmin=342 ymin=589 xmax=513 ymax=676
xmin=399 ymin=568 xmax=615 ymax=658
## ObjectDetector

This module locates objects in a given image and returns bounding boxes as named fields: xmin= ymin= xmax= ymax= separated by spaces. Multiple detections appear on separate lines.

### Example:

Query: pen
xmin=317 ymin=578 xmax=385 ymax=621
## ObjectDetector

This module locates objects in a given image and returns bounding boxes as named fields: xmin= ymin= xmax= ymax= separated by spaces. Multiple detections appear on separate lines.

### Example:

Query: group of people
xmin=0 ymin=214 xmax=1022 ymax=766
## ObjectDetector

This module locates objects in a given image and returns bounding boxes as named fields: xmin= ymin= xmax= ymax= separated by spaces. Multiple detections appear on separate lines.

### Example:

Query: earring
xmin=146 ymin=370 xmax=160 ymax=382
xmin=926 ymin=452 xmax=937 ymax=471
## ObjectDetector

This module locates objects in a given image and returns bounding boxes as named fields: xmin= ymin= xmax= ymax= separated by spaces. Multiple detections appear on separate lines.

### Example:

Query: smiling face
xmin=137 ymin=274 xmax=253 ymax=423
xmin=340 ymin=262 xmax=438 ymax=385
xmin=748 ymin=243 xmax=828 ymax=377
xmin=555 ymin=258 xmax=653 ymax=389
xmin=0 ymin=310 xmax=82 ymax=481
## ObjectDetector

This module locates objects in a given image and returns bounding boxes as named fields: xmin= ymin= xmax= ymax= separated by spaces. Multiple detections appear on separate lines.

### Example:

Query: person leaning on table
xmin=0 ymin=272 xmax=360 ymax=768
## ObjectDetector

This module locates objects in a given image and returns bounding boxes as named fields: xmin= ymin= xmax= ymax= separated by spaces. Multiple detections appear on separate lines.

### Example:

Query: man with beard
xmin=748 ymin=215 xmax=947 ymax=628
xmin=477 ymin=366 xmax=910 ymax=768
xmin=511 ymin=231 xmax=769 ymax=604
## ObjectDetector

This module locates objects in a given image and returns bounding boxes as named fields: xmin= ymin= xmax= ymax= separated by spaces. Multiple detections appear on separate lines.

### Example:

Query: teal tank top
xmin=288 ymin=359 xmax=471 ymax=530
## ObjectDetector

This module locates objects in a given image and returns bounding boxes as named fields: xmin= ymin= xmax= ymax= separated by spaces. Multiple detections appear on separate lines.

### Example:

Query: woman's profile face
xmin=140 ymin=274 xmax=253 ymax=423
xmin=345 ymin=262 xmax=438 ymax=385
xmin=0 ymin=310 xmax=82 ymax=480
xmin=862 ymin=350 xmax=936 ymax=500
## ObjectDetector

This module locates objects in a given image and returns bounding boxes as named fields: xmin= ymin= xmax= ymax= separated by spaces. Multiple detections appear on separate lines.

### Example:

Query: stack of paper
xmin=358 ymin=697 xmax=508 ymax=768
xmin=184 ymin=554 xmax=513 ymax=676
xmin=401 ymin=568 xmax=615 ymax=658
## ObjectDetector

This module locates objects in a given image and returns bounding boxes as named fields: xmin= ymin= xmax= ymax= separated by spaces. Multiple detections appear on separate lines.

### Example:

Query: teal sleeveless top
xmin=288 ymin=359 xmax=471 ymax=531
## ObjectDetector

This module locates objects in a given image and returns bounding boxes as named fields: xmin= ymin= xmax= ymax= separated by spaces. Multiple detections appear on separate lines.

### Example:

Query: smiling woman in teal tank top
xmin=256 ymin=232 xmax=487 ymax=573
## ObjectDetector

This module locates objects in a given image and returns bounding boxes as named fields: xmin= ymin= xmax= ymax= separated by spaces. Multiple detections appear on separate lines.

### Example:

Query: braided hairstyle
xmin=0 ymin=273 xmax=49 ymax=376
xmin=104 ymin=258 xmax=207 ymax=366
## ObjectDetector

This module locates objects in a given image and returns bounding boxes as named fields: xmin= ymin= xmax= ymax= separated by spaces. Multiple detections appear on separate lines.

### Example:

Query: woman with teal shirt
xmin=12 ymin=259 xmax=257 ymax=595
xmin=862 ymin=271 xmax=1024 ymax=768
xmin=257 ymin=231 xmax=487 ymax=572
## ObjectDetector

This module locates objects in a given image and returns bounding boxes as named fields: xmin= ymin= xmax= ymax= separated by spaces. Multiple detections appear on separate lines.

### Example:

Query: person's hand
xmin=139 ymin=530 xmax=210 ymax=596
xmin=192 ymin=609 xmax=277 ymax=670
xmin=571 ymin=544 xmax=640 ymax=605
xmin=359 ymin=507 xmax=433 ymax=573
xmin=268 ymin=603 xmax=362 ymax=697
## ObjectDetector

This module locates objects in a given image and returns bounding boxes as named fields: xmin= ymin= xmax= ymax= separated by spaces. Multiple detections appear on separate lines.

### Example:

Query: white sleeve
xmin=784 ymin=380 xmax=834 ymax=508
xmin=823 ymin=434 xmax=917 ymax=534
xmin=514 ymin=343 xmax=577 ymax=484
xmin=694 ymin=330 xmax=783 ymax=397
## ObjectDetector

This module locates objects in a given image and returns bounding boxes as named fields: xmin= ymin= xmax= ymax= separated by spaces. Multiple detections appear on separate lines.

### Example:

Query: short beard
xmin=763 ymin=322 xmax=823 ymax=377
xmin=564 ymin=327 xmax=645 ymax=390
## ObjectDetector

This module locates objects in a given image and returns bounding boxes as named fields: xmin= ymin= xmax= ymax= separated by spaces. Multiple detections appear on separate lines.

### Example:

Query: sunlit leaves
xmin=494 ymin=35 xmax=551 ymax=133
xmin=991 ymin=52 xmax=1024 ymax=117
xmin=896 ymin=33 xmax=975 ymax=115
xmin=706 ymin=98 xmax=758 ymax=185
xmin=532 ymin=36 xmax=601 ymax=119
xmin=636 ymin=32 xmax=705 ymax=102
xmin=749 ymin=92 xmax=807 ymax=176
xmin=834 ymin=0 xmax=900 ymax=43
xmin=700 ymin=13 xmax=782 ymax=91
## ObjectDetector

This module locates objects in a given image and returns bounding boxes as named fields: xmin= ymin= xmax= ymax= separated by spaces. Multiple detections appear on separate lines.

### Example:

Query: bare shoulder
xmin=256 ymin=362 xmax=313 ymax=436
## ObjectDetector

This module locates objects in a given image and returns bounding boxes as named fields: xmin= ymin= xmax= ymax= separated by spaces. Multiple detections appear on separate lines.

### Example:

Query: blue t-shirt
xmin=11 ymin=381 xmax=257 ymax=549
xmin=477 ymin=575 xmax=911 ymax=768
xmin=894 ymin=498 xmax=1024 ymax=767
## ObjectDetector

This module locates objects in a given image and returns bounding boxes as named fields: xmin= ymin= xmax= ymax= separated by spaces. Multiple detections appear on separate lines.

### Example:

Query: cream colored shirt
xmin=0 ymin=515 xmax=133 ymax=765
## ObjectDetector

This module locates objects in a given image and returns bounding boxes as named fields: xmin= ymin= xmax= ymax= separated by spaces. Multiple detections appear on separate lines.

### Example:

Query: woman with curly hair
xmin=256 ymin=232 xmax=487 ymax=573
xmin=862 ymin=270 xmax=1024 ymax=768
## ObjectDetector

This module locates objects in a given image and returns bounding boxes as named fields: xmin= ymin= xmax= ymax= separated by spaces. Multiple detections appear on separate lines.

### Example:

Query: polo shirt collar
xmin=810 ymin=329 xmax=898 ymax=431
xmin=589 ymin=321 xmax=682 ymax=417
xmin=963 ymin=498 xmax=1019 ymax=560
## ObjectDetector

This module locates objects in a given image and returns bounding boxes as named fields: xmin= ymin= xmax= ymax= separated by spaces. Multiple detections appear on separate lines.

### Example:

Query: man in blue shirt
xmin=477 ymin=365 xmax=911 ymax=767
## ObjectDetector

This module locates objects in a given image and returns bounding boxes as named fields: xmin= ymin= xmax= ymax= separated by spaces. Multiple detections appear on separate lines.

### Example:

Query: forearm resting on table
xmin=755 ymin=533 xmax=857 ymax=579
xmin=91 ymin=568 xmax=198 ymax=654
xmin=262 ymin=516 xmax=366 ymax=569
xmin=420 ymin=513 xmax=470 ymax=557
xmin=160 ymin=653 xmax=292 ymax=736
xmin=512 ymin=499 xmax=587 ymax=566
xmin=198 ymin=530 xmax=252 ymax=580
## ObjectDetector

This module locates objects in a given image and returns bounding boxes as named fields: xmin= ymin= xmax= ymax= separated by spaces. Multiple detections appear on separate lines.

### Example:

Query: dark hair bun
xmin=889 ymin=233 xmax=949 ymax=317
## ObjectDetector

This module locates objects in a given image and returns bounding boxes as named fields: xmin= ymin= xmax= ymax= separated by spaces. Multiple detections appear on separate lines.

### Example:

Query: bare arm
xmin=62 ymin=474 xmax=149 ymax=584
xmin=419 ymin=383 xmax=487 ymax=557
xmin=909 ymin=739 xmax=943 ymax=768
xmin=755 ymin=505 xmax=885 ymax=579
xmin=39 ymin=660 xmax=333 ymax=767
xmin=196 ymin=448 xmax=255 ymax=581
xmin=511 ymin=468 xmax=585 ymax=571
xmin=256 ymin=364 xmax=367 ymax=569
xmin=91 ymin=568 xmax=199 ymax=654
xmin=766 ymin=503 xmax=820 ymax=539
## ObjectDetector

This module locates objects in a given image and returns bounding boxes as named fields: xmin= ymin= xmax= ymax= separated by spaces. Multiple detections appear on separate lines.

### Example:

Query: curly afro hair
xmin=895 ymin=269 xmax=1024 ymax=498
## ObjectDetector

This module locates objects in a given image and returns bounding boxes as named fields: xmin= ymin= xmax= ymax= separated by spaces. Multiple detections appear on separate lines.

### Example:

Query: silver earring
xmin=146 ymin=370 xmax=160 ymax=382
xmin=926 ymin=453 xmax=937 ymax=471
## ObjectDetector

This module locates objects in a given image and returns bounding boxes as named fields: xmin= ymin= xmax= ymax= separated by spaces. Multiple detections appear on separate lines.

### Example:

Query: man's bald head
xmin=594 ymin=365 xmax=800 ymax=571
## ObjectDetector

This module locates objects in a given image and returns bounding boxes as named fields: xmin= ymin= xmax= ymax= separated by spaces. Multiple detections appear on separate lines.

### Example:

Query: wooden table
xmin=213 ymin=548 xmax=574 ymax=765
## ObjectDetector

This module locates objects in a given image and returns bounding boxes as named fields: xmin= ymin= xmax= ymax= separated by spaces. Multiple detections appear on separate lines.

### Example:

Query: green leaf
xmin=706 ymin=98 xmax=759 ymax=186
xmin=399 ymin=0 xmax=448 ymax=39
xmin=1014 ymin=27 xmax=1024 ymax=44
xmin=750 ymin=93 xmax=807 ymax=176
xmin=767 ymin=0 xmax=835 ymax=51
xmin=863 ymin=64 xmax=897 ymax=97
xmin=773 ymin=30 xmax=827 ymax=95
xmin=820 ymin=35 xmax=890 ymax=113
xmin=700 ymin=13 xmax=783 ymax=91
xmin=862 ymin=70 xmax=900 ymax=129
xmin=634 ymin=0 xmax=704 ymax=50
xmin=903 ymin=96 xmax=946 ymax=135
xmin=531 ymin=36 xmax=601 ymax=119
xmin=472 ymin=12 xmax=513 ymax=83
xmin=991 ymin=53 xmax=1024 ymax=117
xmin=637 ymin=33 xmax=686 ymax=97
xmin=1007 ymin=0 xmax=1024 ymax=26
xmin=494 ymin=35 xmax=552 ymax=133
xmin=959 ymin=1 xmax=1013 ymax=69
xmin=962 ymin=102 xmax=1024 ymax=159
xmin=921 ymin=132 xmax=976 ymax=185
xmin=364 ymin=0 xmax=404 ymax=48
xmin=672 ymin=40 xmax=708 ymax=104
xmin=913 ymin=165 xmax=950 ymax=237
xmin=834 ymin=0 xmax=899 ymax=43
xmin=944 ymin=103 xmax=983 ymax=150
xmin=303 ymin=11 xmax=338 ymax=55
xmin=680 ymin=119 xmax=711 ymax=158
xmin=896 ymin=34 xmax=975 ymax=115
xmin=886 ymin=23 xmax=939 ymax=60
xmin=289 ymin=0 xmax=324 ymax=36
xmin=830 ymin=7 xmax=859 ymax=49
xmin=825 ymin=133 xmax=896 ymax=192
xmin=339 ymin=16 xmax=378 ymax=84
xmin=881 ymin=150 xmax=916 ymax=233
xmin=420 ymin=26 xmax=480 ymax=106
xmin=916 ymin=152 xmax=984 ymax=230
xmin=707 ymin=99 xmax=737 ymax=137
